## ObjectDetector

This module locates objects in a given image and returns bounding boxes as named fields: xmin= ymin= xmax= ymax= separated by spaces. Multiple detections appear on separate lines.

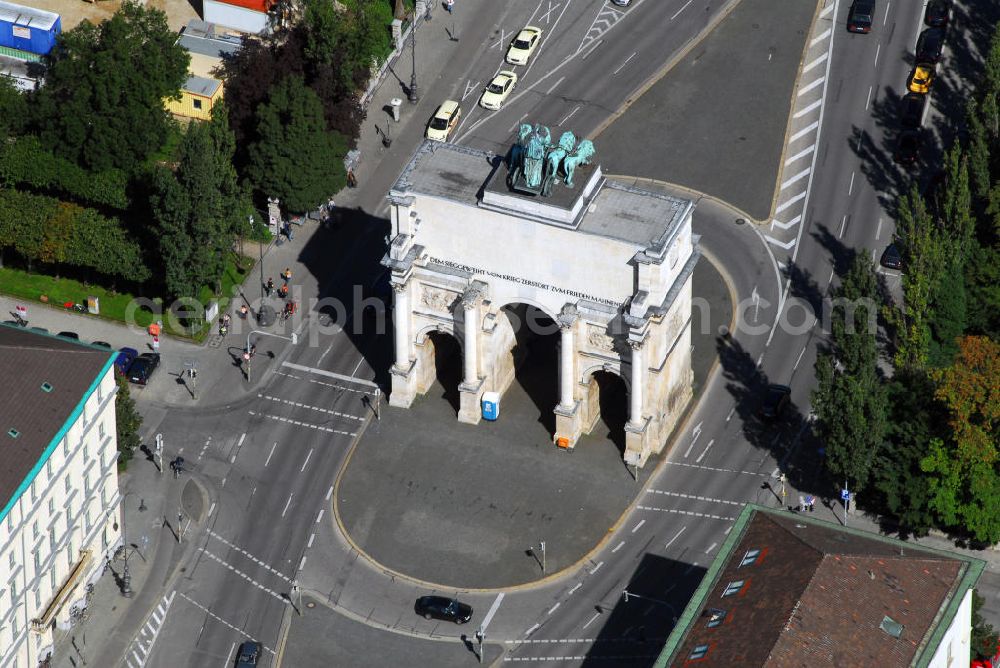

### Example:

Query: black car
xmin=415 ymin=596 xmax=473 ymax=624
xmin=847 ymin=0 xmax=875 ymax=33
xmin=924 ymin=0 xmax=951 ymax=27
xmin=57 ymin=331 xmax=80 ymax=340
xmin=127 ymin=353 xmax=160 ymax=385
xmin=880 ymin=244 xmax=903 ymax=270
xmin=894 ymin=129 xmax=922 ymax=166
xmin=900 ymin=92 xmax=927 ymax=128
xmin=760 ymin=384 xmax=791 ymax=420
xmin=235 ymin=641 xmax=260 ymax=667
xmin=915 ymin=28 xmax=946 ymax=64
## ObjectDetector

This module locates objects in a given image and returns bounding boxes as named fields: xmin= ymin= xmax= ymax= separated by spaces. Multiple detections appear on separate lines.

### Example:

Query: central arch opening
xmin=424 ymin=330 xmax=462 ymax=413
xmin=584 ymin=370 xmax=629 ymax=455
xmin=500 ymin=304 xmax=559 ymax=434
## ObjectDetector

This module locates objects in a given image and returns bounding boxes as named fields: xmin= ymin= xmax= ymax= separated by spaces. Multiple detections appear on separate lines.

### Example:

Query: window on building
xmin=83 ymin=443 xmax=89 ymax=461
xmin=32 ymin=520 xmax=38 ymax=540
xmin=11 ymin=611 xmax=17 ymax=635
xmin=34 ymin=587 xmax=40 ymax=609
xmin=722 ymin=580 xmax=745 ymax=597
xmin=8 ymin=551 xmax=14 ymax=568
xmin=689 ymin=644 xmax=709 ymax=660
xmin=706 ymin=608 xmax=727 ymax=628
xmin=46 ymin=459 xmax=53 ymax=480
xmin=63 ymin=436 xmax=69 ymax=458
xmin=33 ymin=549 xmax=40 ymax=572
xmin=740 ymin=548 xmax=761 ymax=567
xmin=97 ymin=383 xmax=102 ymax=402
xmin=50 ymin=570 xmax=56 ymax=592
xmin=48 ymin=498 xmax=54 ymax=515
xmin=30 ymin=481 xmax=36 ymax=502
xmin=193 ymin=98 xmax=203 ymax=110
xmin=65 ymin=477 xmax=72 ymax=495
xmin=99 ymin=421 xmax=106 ymax=439
xmin=49 ymin=532 xmax=56 ymax=556
xmin=10 ymin=579 xmax=17 ymax=602
xmin=880 ymin=615 xmax=904 ymax=639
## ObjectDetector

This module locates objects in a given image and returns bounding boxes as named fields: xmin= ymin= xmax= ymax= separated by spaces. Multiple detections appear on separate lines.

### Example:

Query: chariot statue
xmin=507 ymin=123 xmax=595 ymax=197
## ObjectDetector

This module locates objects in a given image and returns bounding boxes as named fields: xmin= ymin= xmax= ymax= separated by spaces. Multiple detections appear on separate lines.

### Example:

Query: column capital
xmin=628 ymin=339 xmax=644 ymax=351
xmin=461 ymin=280 xmax=487 ymax=310
xmin=557 ymin=303 xmax=579 ymax=329
xmin=392 ymin=281 xmax=409 ymax=294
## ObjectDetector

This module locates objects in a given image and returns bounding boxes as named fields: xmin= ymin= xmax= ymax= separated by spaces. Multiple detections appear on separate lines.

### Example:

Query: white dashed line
xmin=589 ymin=561 xmax=604 ymax=575
xmin=611 ymin=541 xmax=625 ymax=553
xmin=316 ymin=509 xmax=325 ymax=524
xmin=205 ymin=529 xmax=293 ymax=582
xmin=784 ymin=144 xmax=815 ymax=165
xmin=282 ymin=493 xmax=293 ymax=518
xmin=300 ymin=448 xmax=313 ymax=472
xmin=177 ymin=592 xmax=276 ymax=654
xmin=547 ymin=602 xmax=561 ymax=615
xmin=797 ymin=76 xmax=825 ymax=96
xmin=801 ymin=52 xmax=828 ymax=73
xmin=568 ymin=583 xmax=582 ymax=595
xmin=247 ymin=411 xmax=357 ymax=436
xmin=788 ymin=121 xmax=819 ymax=143
xmin=810 ymin=28 xmax=831 ymax=46
xmin=199 ymin=550 xmax=289 ymax=602
xmin=665 ymin=527 xmax=686 ymax=550
xmin=265 ymin=442 xmax=277 ymax=467
xmin=665 ymin=461 xmax=766 ymax=476
xmin=638 ymin=506 xmax=736 ymax=521
xmin=631 ymin=520 xmax=645 ymax=533
xmin=670 ymin=0 xmax=692 ymax=20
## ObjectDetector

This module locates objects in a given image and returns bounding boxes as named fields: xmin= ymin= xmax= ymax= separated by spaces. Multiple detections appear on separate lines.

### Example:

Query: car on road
xmin=610 ymin=0 xmax=632 ymax=5
xmin=915 ymin=28 xmax=946 ymax=64
xmin=924 ymin=0 xmax=951 ymax=27
xmin=760 ymin=384 xmax=791 ymax=420
xmin=900 ymin=92 xmax=927 ymax=128
xmin=127 ymin=353 xmax=160 ymax=386
xmin=506 ymin=26 xmax=543 ymax=65
xmin=425 ymin=100 xmax=462 ymax=142
xmin=415 ymin=596 xmax=473 ymax=624
xmin=880 ymin=244 xmax=903 ymax=270
xmin=115 ymin=347 xmax=138 ymax=375
xmin=479 ymin=71 xmax=518 ymax=110
xmin=894 ymin=129 xmax=922 ymax=165
xmin=235 ymin=641 xmax=260 ymax=667
xmin=57 ymin=331 xmax=80 ymax=340
xmin=847 ymin=0 xmax=875 ymax=33
xmin=907 ymin=64 xmax=935 ymax=94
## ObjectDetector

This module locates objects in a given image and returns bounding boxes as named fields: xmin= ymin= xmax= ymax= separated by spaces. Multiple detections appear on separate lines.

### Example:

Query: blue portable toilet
xmin=481 ymin=392 xmax=500 ymax=421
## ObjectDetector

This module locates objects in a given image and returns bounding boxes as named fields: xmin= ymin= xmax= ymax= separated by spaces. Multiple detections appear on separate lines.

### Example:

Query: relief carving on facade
xmin=587 ymin=325 xmax=616 ymax=352
xmin=420 ymin=285 xmax=458 ymax=313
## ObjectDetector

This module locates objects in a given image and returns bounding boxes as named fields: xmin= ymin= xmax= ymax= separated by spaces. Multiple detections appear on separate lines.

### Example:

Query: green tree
xmin=973 ymin=590 xmax=1000 ymax=660
xmin=965 ymin=243 xmax=1000 ymax=339
xmin=813 ymin=252 xmax=889 ymax=494
xmin=921 ymin=336 xmax=1000 ymax=543
xmin=927 ymin=260 xmax=967 ymax=367
xmin=246 ymin=76 xmax=347 ymax=213
xmin=0 ymin=75 xmax=27 ymax=138
xmin=30 ymin=1 xmax=189 ymax=171
xmin=115 ymin=375 xmax=142 ymax=470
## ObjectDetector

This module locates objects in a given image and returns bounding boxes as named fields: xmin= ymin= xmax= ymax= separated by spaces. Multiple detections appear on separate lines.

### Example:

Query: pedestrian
xmin=278 ymin=284 xmax=289 ymax=299
xmin=286 ymin=222 xmax=294 ymax=241
xmin=152 ymin=336 xmax=160 ymax=354
xmin=282 ymin=267 xmax=292 ymax=284
xmin=240 ymin=304 xmax=248 ymax=319
xmin=347 ymin=170 xmax=357 ymax=188
xmin=805 ymin=495 xmax=815 ymax=512
xmin=265 ymin=277 xmax=274 ymax=297
xmin=445 ymin=0 xmax=453 ymax=13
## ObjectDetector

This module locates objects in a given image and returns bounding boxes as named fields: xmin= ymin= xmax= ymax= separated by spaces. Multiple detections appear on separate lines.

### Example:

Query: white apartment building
xmin=0 ymin=325 xmax=122 ymax=668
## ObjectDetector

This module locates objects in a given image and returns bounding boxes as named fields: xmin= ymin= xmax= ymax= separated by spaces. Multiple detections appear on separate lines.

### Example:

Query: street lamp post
xmin=408 ymin=13 xmax=419 ymax=103
xmin=117 ymin=492 xmax=135 ymax=598
xmin=250 ymin=215 xmax=264 ymax=303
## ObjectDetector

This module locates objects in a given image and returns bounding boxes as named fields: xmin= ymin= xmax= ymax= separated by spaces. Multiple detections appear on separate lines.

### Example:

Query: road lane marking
xmin=637 ymin=505 xmax=736 ymax=521
xmin=665 ymin=461 xmax=767 ymax=476
xmin=316 ymin=509 xmax=325 ymax=524
xmin=258 ymin=394 xmax=366 ymax=421
xmin=308 ymin=533 xmax=315 ymax=548
xmin=784 ymin=145 xmax=815 ymax=166
xmin=525 ymin=623 xmax=541 ymax=636
xmin=802 ymin=52 xmax=828 ymax=73
xmin=544 ymin=76 xmax=565 ymax=95
xmin=725 ymin=407 xmax=735 ymax=422
xmin=298 ymin=555 xmax=306 ymax=571
xmin=247 ymin=411 xmax=357 ymax=436
xmin=788 ymin=120 xmax=819 ymax=143
xmin=839 ymin=214 xmax=849 ymax=238
xmin=582 ymin=612 xmax=601 ymax=629
xmin=611 ymin=541 xmax=625 ymax=553
xmin=200 ymin=550 xmax=289 ymax=601
xmin=230 ymin=432 xmax=247 ymax=463
xmin=631 ymin=520 xmax=645 ymax=533
xmin=665 ymin=527 xmax=686 ymax=550
xmin=589 ymin=561 xmax=604 ymax=575
xmin=848 ymin=171 xmax=856 ymax=196
xmin=883 ymin=0 xmax=890 ymax=24
xmin=820 ymin=3 xmax=834 ymax=17
xmin=568 ymin=583 xmax=582 ymax=595
xmin=797 ymin=76 xmax=825 ymax=96
xmin=705 ymin=542 xmax=718 ymax=553
xmin=222 ymin=642 xmax=236 ymax=668
xmin=874 ymin=41 xmax=880 ymax=69
xmin=865 ymin=84 xmax=873 ymax=109
xmin=177 ymin=593 xmax=276 ymax=654
xmin=793 ymin=99 xmax=822 ymax=118
xmin=282 ymin=493 xmax=293 ymax=517
xmin=683 ymin=561 xmax=700 ymax=575
xmin=876 ymin=217 xmax=883 ymax=240
xmin=265 ymin=442 xmax=277 ymax=467
xmin=558 ymin=105 xmax=580 ymax=126
xmin=208 ymin=502 xmax=216 ymax=517
xmin=613 ymin=51 xmax=637 ymax=75
xmin=300 ymin=448 xmax=313 ymax=472
xmin=793 ymin=345 xmax=808 ymax=370
xmin=775 ymin=190 xmax=807 ymax=213
xmin=670 ymin=0 xmax=692 ymax=20
xmin=781 ymin=168 xmax=811 ymax=189
xmin=206 ymin=529 xmax=293 ymax=582
xmin=810 ymin=28 xmax=831 ymax=46
xmin=547 ymin=602 xmax=561 ymax=615
xmin=325 ymin=486 xmax=334 ymax=501
xmin=281 ymin=361 xmax=378 ymax=389
xmin=695 ymin=439 xmax=715 ymax=464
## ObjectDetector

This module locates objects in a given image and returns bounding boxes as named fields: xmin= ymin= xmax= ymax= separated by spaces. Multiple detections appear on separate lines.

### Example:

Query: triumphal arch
xmin=382 ymin=126 xmax=699 ymax=466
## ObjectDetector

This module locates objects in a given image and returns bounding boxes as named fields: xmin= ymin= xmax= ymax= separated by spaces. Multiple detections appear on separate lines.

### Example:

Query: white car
xmin=479 ymin=71 xmax=518 ymax=110
xmin=425 ymin=100 xmax=461 ymax=142
xmin=506 ymin=26 xmax=543 ymax=66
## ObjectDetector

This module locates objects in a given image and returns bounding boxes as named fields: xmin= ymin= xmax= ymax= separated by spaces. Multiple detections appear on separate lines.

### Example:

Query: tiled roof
xmin=656 ymin=505 xmax=984 ymax=667
xmin=0 ymin=325 xmax=114 ymax=520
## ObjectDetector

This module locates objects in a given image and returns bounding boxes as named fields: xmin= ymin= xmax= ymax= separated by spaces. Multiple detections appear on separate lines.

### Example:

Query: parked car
xmin=760 ymin=384 xmax=791 ymax=419
xmin=899 ymin=92 xmax=927 ymax=128
xmin=57 ymin=331 xmax=80 ymax=340
xmin=894 ymin=129 xmax=922 ymax=165
xmin=907 ymin=63 xmax=935 ymax=94
xmin=115 ymin=347 xmax=139 ymax=376
xmin=127 ymin=353 xmax=160 ymax=386
xmin=425 ymin=100 xmax=462 ymax=142
xmin=506 ymin=26 xmax=543 ymax=65
xmin=414 ymin=596 xmax=473 ymax=624
xmin=235 ymin=641 xmax=260 ymax=667
xmin=847 ymin=0 xmax=875 ymax=33
xmin=915 ymin=28 xmax=946 ymax=64
xmin=479 ymin=71 xmax=518 ymax=110
xmin=880 ymin=244 xmax=903 ymax=270
xmin=610 ymin=0 xmax=632 ymax=5
xmin=923 ymin=0 xmax=951 ymax=27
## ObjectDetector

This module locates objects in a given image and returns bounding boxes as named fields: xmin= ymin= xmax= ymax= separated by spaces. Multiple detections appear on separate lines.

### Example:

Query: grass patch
xmin=0 ymin=253 xmax=250 ymax=341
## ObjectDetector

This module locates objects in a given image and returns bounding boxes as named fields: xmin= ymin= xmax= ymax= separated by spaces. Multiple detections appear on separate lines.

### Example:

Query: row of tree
xmin=813 ymin=23 xmax=1000 ymax=545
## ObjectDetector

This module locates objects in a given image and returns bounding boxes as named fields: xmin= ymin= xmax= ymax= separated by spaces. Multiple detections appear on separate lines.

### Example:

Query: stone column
xmin=463 ymin=301 xmax=478 ymax=385
xmin=392 ymin=282 xmax=410 ymax=371
xmin=558 ymin=323 xmax=575 ymax=410
xmin=628 ymin=341 xmax=644 ymax=426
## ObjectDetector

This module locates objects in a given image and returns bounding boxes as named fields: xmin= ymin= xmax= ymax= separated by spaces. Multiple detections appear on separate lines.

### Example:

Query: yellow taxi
xmin=907 ymin=64 xmax=935 ymax=94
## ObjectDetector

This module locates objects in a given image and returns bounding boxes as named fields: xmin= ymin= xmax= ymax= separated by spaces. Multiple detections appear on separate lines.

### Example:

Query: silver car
xmin=611 ymin=0 xmax=631 ymax=6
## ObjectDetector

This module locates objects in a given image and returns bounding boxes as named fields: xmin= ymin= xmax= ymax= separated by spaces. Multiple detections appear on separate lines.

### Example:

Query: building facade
xmin=383 ymin=141 xmax=699 ymax=466
xmin=0 ymin=327 xmax=122 ymax=668
xmin=166 ymin=20 xmax=240 ymax=122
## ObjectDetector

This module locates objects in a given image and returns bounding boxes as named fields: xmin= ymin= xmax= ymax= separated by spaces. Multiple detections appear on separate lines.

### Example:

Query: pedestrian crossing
xmin=123 ymin=590 xmax=175 ymax=668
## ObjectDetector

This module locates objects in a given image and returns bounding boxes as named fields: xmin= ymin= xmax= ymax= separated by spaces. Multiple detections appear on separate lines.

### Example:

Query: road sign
xmin=840 ymin=489 xmax=850 ymax=501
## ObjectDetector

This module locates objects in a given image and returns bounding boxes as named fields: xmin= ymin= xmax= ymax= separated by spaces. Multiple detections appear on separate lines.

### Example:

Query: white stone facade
xmin=0 ymin=366 xmax=121 ymax=668
xmin=384 ymin=142 xmax=699 ymax=465
xmin=928 ymin=587 xmax=973 ymax=668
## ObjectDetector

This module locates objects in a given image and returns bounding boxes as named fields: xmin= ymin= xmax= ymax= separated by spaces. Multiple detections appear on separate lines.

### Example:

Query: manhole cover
xmin=735 ymin=218 xmax=746 ymax=225
xmin=306 ymin=602 xmax=316 ymax=608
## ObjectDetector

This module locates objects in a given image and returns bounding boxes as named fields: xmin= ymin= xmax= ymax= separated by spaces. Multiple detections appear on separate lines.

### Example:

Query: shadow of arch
xmin=422 ymin=330 xmax=462 ymax=414
xmin=582 ymin=369 xmax=629 ymax=455
xmin=499 ymin=303 xmax=559 ymax=435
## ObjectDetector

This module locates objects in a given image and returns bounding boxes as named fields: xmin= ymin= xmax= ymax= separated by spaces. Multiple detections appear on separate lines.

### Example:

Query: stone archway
xmin=495 ymin=304 xmax=560 ymax=434
xmin=414 ymin=329 xmax=463 ymax=414
xmin=581 ymin=370 xmax=629 ymax=454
